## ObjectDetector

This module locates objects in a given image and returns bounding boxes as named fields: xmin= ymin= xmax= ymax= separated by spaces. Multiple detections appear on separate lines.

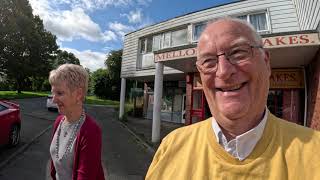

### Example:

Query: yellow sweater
xmin=146 ymin=113 xmax=320 ymax=180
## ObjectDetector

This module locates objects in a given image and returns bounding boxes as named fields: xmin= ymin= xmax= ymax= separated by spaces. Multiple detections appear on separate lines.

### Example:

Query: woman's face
xmin=51 ymin=81 xmax=82 ymax=115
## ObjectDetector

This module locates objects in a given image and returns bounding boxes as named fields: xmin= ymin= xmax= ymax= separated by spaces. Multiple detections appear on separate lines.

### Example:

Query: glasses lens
xmin=228 ymin=46 xmax=252 ymax=64
xmin=197 ymin=58 xmax=218 ymax=73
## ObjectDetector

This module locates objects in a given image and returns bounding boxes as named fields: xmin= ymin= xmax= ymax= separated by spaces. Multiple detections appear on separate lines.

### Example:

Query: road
xmin=0 ymin=97 xmax=152 ymax=180
xmin=0 ymin=98 xmax=56 ymax=180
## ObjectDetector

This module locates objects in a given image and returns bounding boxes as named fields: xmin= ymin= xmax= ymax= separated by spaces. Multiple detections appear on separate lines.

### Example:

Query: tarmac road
xmin=0 ymin=97 xmax=153 ymax=180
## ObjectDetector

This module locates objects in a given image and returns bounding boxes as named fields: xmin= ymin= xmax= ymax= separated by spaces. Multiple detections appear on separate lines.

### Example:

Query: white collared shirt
xmin=211 ymin=109 xmax=268 ymax=161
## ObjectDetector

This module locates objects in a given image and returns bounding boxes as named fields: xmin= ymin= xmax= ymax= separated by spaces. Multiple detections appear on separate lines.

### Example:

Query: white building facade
xmin=120 ymin=0 xmax=320 ymax=142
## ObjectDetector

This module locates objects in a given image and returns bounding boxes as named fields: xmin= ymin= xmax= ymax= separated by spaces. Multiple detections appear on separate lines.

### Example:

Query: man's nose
xmin=215 ymin=56 xmax=236 ymax=80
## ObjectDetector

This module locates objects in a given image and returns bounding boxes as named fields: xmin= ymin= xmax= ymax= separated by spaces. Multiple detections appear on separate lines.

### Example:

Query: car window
xmin=0 ymin=104 xmax=8 ymax=112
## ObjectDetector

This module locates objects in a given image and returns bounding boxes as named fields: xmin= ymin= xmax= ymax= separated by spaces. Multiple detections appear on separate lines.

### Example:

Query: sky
xmin=29 ymin=0 xmax=236 ymax=72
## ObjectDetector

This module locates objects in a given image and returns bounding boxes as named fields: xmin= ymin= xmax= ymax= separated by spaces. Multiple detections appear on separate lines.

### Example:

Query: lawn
xmin=0 ymin=91 xmax=122 ymax=107
xmin=0 ymin=91 xmax=48 ymax=99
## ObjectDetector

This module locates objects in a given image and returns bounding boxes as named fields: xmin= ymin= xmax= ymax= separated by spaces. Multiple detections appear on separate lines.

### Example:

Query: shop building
xmin=119 ymin=0 xmax=320 ymax=142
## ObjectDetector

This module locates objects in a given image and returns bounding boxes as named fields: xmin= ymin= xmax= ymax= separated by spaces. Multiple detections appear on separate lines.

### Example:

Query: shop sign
xmin=262 ymin=33 xmax=320 ymax=48
xmin=154 ymin=47 xmax=197 ymax=62
xmin=270 ymin=69 xmax=304 ymax=89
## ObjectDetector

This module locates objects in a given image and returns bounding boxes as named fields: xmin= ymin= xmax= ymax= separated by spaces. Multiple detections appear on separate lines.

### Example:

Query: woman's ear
xmin=76 ymin=88 xmax=84 ymax=103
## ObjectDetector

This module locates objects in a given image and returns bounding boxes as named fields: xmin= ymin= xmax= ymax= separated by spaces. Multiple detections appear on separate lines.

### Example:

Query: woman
xmin=49 ymin=64 xmax=105 ymax=180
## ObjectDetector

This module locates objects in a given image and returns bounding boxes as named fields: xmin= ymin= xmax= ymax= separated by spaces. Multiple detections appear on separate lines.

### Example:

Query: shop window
xmin=267 ymin=90 xmax=283 ymax=118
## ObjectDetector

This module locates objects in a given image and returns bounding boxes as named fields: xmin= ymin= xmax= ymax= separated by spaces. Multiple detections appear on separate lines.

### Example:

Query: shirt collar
xmin=211 ymin=108 xmax=268 ymax=161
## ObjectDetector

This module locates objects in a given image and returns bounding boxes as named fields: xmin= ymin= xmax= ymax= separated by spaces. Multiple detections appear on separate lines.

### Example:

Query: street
xmin=0 ymin=97 xmax=153 ymax=180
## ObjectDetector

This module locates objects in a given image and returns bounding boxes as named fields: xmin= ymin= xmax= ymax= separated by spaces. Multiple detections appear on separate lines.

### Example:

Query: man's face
xmin=197 ymin=20 xmax=271 ymax=122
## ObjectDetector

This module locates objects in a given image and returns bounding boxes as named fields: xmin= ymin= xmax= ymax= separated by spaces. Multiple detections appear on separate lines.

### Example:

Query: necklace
xmin=55 ymin=111 xmax=85 ymax=160
xmin=62 ymin=123 xmax=72 ymax=137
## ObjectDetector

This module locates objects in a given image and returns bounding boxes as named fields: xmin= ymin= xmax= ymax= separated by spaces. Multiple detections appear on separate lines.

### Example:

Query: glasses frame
xmin=196 ymin=45 xmax=263 ymax=73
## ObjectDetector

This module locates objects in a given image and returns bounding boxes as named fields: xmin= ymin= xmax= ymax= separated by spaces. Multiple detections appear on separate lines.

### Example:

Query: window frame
xmin=192 ymin=22 xmax=207 ymax=42
xmin=139 ymin=36 xmax=153 ymax=54
xmin=237 ymin=11 xmax=270 ymax=34
xmin=152 ymin=27 xmax=188 ymax=51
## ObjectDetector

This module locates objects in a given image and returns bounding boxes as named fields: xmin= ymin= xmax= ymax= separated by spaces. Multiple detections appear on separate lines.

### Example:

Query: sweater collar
xmin=211 ymin=108 xmax=268 ymax=161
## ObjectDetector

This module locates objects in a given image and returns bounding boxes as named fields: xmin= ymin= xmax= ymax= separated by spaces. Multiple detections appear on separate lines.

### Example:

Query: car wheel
xmin=9 ymin=124 xmax=20 ymax=147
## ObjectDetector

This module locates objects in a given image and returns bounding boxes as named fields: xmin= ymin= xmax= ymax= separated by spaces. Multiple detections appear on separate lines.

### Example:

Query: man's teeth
xmin=221 ymin=84 xmax=242 ymax=91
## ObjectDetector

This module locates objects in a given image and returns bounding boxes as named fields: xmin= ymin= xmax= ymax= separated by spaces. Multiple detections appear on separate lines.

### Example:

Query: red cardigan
xmin=50 ymin=114 xmax=105 ymax=180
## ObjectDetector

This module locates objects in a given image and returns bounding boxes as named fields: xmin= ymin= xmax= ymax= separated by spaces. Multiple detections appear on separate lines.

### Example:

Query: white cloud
xmin=62 ymin=47 xmax=107 ymax=71
xmin=137 ymin=0 xmax=152 ymax=6
xmin=109 ymin=22 xmax=135 ymax=37
xmin=29 ymin=0 xmax=117 ymax=42
xmin=122 ymin=9 xmax=143 ymax=23
xmin=52 ymin=0 xmax=135 ymax=11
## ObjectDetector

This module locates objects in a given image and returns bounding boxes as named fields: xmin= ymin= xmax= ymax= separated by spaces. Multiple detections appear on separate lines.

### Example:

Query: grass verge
xmin=0 ymin=91 xmax=122 ymax=107
xmin=0 ymin=91 xmax=49 ymax=99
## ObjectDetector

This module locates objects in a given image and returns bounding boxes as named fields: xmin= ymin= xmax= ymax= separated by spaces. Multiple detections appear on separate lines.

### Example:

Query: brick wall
xmin=307 ymin=50 xmax=320 ymax=130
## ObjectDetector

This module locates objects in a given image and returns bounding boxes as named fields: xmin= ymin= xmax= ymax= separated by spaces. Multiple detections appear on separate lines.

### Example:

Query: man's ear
xmin=263 ymin=50 xmax=271 ymax=77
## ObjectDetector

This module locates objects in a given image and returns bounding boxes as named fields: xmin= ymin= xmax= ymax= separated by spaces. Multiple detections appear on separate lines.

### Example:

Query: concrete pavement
xmin=86 ymin=105 xmax=153 ymax=180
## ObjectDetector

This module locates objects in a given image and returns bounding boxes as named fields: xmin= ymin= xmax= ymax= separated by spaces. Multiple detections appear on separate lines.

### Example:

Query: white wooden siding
xmin=292 ymin=0 xmax=320 ymax=30
xmin=122 ymin=0 xmax=301 ymax=78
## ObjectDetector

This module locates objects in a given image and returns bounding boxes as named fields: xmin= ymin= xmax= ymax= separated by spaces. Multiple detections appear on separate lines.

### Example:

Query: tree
xmin=91 ymin=68 xmax=112 ymax=99
xmin=85 ymin=67 xmax=93 ymax=95
xmin=104 ymin=50 xmax=122 ymax=100
xmin=52 ymin=50 xmax=80 ymax=68
xmin=0 ymin=0 xmax=58 ymax=93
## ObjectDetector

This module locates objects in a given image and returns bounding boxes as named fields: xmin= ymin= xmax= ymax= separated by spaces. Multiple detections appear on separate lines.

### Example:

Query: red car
xmin=0 ymin=100 xmax=21 ymax=146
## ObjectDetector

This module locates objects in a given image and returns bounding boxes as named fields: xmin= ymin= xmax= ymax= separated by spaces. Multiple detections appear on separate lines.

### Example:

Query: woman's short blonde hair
xmin=49 ymin=64 xmax=89 ymax=98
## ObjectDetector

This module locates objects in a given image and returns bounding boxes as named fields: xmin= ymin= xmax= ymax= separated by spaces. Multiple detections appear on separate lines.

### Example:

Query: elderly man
xmin=146 ymin=18 xmax=320 ymax=180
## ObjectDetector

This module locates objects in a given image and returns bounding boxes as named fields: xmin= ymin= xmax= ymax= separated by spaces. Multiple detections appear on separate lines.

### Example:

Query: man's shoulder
xmin=271 ymin=115 xmax=320 ymax=145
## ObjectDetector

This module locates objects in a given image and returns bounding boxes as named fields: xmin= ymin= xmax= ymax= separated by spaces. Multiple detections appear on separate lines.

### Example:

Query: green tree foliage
xmin=85 ymin=67 xmax=94 ymax=95
xmin=91 ymin=49 xmax=137 ymax=100
xmin=103 ymin=50 xmax=122 ymax=100
xmin=91 ymin=68 xmax=112 ymax=99
xmin=53 ymin=50 xmax=80 ymax=68
xmin=0 ymin=0 xmax=58 ymax=93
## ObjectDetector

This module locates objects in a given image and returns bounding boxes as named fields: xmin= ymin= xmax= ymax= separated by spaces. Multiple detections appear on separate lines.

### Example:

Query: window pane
xmin=146 ymin=37 xmax=153 ymax=52
xmin=153 ymin=35 xmax=161 ymax=51
xmin=193 ymin=23 xmax=206 ymax=41
xmin=0 ymin=104 xmax=7 ymax=112
xmin=163 ymin=32 xmax=171 ymax=48
xmin=140 ymin=38 xmax=145 ymax=53
xmin=172 ymin=29 xmax=187 ymax=46
xmin=250 ymin=13 xmax=267 ymax=31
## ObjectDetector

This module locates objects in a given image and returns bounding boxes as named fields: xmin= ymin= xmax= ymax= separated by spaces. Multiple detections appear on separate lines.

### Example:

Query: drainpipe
xmin=303 ymin=67 xmax=308 ymax=127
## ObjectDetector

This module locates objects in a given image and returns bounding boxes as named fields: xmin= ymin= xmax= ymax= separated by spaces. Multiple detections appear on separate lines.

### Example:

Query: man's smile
xmin=215 ymin=82 xmax=247 ymax=92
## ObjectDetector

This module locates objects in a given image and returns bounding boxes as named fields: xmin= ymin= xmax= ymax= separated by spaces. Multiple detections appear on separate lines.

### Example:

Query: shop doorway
xmin=267 ymin=89 xmax=304 ymax=125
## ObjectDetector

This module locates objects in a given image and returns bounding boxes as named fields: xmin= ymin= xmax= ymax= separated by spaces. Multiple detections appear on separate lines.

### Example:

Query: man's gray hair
xmin=205 ymin=17 xmax=263 ymax=45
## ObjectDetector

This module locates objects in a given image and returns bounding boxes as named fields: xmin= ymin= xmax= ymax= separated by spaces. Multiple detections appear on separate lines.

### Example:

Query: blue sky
xmin=29 ymin=0 xmax=236 ymax=71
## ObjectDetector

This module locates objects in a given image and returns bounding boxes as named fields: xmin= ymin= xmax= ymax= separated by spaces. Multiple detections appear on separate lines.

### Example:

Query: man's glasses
xmin=196 ymin=45 xmax=263 ymax=74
